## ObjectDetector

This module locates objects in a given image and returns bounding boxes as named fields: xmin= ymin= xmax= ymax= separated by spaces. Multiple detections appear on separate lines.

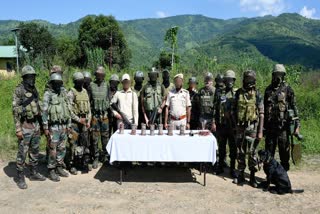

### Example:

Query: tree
xmin=18 ymin=22 xmax=56 ymax=65
xmin=164 ymin=26 xmax=179 ymax=68
xmin=56 ymin=35 xmax=80 ymax=66
xmin=78 ymin=15 xmax=131 ymax=70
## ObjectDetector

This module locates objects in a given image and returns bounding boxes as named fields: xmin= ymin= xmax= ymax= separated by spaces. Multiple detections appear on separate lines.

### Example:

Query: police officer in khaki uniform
xmin=164 ymin=73 xmax=191 ymax=130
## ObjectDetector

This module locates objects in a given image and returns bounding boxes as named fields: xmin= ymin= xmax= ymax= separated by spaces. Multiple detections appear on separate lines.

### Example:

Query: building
xmin=0 ymin=46 xmax=17 ymax=72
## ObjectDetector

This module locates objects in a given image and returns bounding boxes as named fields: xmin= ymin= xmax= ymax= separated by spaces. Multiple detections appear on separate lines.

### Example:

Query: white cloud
xmin=239 ymin=0 xmax=285 ymax=16
xmin=156 ymin=11 xmax=168 ymax=18
xmin=299 ymin=6 xmax=317 ymax=19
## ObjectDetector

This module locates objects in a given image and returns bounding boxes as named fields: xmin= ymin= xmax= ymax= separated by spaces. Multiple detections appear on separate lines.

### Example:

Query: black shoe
xmin=249 ymin=171 xmax=258 ymax=188
xmin=56 ymin=167 xmax=69 ymax=177
xmin=233 ymin=171 xmax=245 ymax=185
xmin=16 ymin=171 xmax=28 ymax=189
xmin=49 ymin=169 xmax=60 ymax=182
xmin=214 ymin=166 xmax=224 ymax=175
xmin=92 ymin=158 xmax=99 ymax=169
xmin=70 ymin=167 xmax=78 ymax=175
xmin=29 ymin=168 xmax=46 ymax=181
xmin=230 ymin=169 xmax=237 ymax=179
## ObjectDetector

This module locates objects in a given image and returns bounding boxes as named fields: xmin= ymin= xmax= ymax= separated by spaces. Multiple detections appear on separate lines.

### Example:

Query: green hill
xmin=1 ymin=13 xmax=320 ymax=68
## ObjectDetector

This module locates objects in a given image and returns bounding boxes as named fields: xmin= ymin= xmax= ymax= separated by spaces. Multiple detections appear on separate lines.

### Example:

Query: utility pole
xmin=109 ymin=31 xmax=113 ymax=71
xmin=11 ymin=28 xmax=20 ymax=73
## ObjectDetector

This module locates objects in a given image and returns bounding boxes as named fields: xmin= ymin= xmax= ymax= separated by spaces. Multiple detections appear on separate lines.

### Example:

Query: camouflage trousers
xmin=66 ymin=122 xmax=90 ymax=168
xmin=265 ymin=129 xmax=290 ymax=171
xmin=16 ymin=121 xmax=41 ymax=172
xmin=216 ymin=124 xmax=237 ymax=167
xmin=236 ymin=124 xmax=259 ymax=172
xmin=91 ymin=114 xmax=109 ymax=159
xmin=47 ymin=124 xmax=67 ymax=169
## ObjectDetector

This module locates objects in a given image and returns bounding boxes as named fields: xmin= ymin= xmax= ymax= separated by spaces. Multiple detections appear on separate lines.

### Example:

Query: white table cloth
xmin=106 ymin=130 xmax=217 ymax=164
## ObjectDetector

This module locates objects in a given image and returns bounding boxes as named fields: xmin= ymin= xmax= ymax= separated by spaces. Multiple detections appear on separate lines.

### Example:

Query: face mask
xmin=224 ymin=78 xmax=234 ymax=89
xmin=83 ymin=78 xmax=91 ymax=89
xmin=109 ymin=80 xmax=119 ymax=91
xmin=95 ymin=73 xmax=105 ymax=83
xmin=74 ymin=79 xmax=84 ymax=90
xmin=51 ymin=81 xmax=63 ymax=93
xmin=205 ymin=81 xmax=213 ymax=89
xmin=149 ymin=73 xmax=158 ymax=83
xmin=23 ymin=74 xmax=36 ymax=89
xmin=272 ymin=73 xmax=284 ymax=88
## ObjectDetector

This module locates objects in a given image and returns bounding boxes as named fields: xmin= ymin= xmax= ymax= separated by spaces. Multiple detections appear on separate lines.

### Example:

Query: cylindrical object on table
xmin=131 ymin=124 xmax=137 ymax=135
xmin=168 ymin=124 xmax=173 ymax=136
xmin=180 ymin=124 xmax=186 ymax=135
xmin=150 ymin=124 xmax=155 ymax=136
xmin=158 ymin=124 xmax=163 ymax=135
xmin=141 ymin=123 xmax=146 ymax=136
xmin=119 ymin=123 xmax=124 ymax=134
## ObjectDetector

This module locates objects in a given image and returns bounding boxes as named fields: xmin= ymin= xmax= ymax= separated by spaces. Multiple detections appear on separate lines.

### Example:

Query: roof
xmin=0 ymin=46 xmax=17 ymax=58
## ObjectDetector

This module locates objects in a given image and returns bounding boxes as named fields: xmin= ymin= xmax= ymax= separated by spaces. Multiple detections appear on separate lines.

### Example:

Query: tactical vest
xmin=143 ymin=83 xmax=162 ymax=111
xmin=237 ymin=89 xmax=258 ymax=123
xmin=219 ymin=88 xmax=237 ymax=122
xmin=71 ymin=88 xmax=90 ymax=116
xmin=267 ymin=85 xmax=288 ymax=122
xmin=91 ymin=82 xmax=109 ymax=113
xmin=22 ymin=91 xmax=40 ymax=120
xmin=48 ymin=92 xmax=71 ymax=123
xmin=199 ymin=88 xmax=215 ymax=115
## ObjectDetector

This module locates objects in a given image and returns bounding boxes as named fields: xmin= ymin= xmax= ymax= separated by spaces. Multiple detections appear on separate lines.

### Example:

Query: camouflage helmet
xmin=224 ymin=70 xmax=236 ymax=79
xmin=215 ymin=74 xmax=224 ymax=82
xmin=273 ymin=64 xmax=286 ymax=74
xmin=189 ymin=77 xmax=197 ymax=84
xmin=243 ymin=70 xmax=256 ymax=81
xmin=21 ymin=65 xmax=36 ymax=77
xmin=82 ymin=71 xmax=92 ymax=79
xmin=134 ymin=71 xmax=144 ymax=80
xmin=50 ymin=73 xmax=63 ymax=82
xmin=50 ymin=65 xmax=62 ymax=74
xmin=95 ymin=66 xmax=106 ymax=75
xmin=73 ymin=72 xmax=84 ymax=82
xmin=110 ymin=74 xmax=120 ymax=82
xmin=204 ymin=72 xmax=213 ymax=81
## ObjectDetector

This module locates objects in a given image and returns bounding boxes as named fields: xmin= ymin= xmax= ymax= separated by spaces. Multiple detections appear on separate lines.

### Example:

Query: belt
xmin=171 ymin=115 xmax=186 ymax=121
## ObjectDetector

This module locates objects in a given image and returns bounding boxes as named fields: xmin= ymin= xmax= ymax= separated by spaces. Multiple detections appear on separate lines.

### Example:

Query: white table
xmin=106 ymin=130 xmax=218 ymax=185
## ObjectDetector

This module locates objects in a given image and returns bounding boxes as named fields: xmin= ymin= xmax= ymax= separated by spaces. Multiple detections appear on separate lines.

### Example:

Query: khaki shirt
xmin=111 ymin=88 xmax=139 ymax=125
xmin=165 ymin=88 xmax=191 ymax=118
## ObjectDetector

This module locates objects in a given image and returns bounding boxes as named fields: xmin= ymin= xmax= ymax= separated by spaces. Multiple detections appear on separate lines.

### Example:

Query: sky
xmin=0 ymin=0 xmax=319 ymax=23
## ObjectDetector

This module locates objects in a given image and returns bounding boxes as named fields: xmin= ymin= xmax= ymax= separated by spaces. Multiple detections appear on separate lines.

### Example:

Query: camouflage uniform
xmin=67 ymin=73 xmax=92 ymax=173
xmin=187 ymin=77 xmax=199 ymax=130
xmin=233 ymin=70 xmax=264 ymax=187
xmin=42 ymin=73 xmax=74 ymax=180
xmin=108 ymin=74 xmax=119 ymax=136
xmin=264 ymin=64 xmax=300 ymax=171
xmin=12 ymin=66 xmax=46 ymax=189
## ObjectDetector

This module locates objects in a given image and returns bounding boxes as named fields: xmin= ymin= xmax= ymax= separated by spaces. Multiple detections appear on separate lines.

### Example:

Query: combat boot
xmin=233 ymin=170 xmax=245 ymax=185
xmin=69 ymin=167 xmax=78 ymax=175
xmin=29 ymin=167 xmax=46 ymax=181
xmin=92 ymin=158 xmax=99 ymax=169
xmin=230 ymin=159 xmax=237 ymax=178
xmin=16 ymin=171 xmax=28 ymax=189
xmin=56 ymin=166 xmax=69 ymax=177
xmin=48 ymin=169 xmax=60 ymax=182
xmin=249 ymin=171 xmax=258 ymax=188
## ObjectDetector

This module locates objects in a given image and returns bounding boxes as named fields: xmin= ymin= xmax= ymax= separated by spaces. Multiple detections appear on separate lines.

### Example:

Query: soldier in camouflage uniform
xmin=264 ymin=64 xmax=301 ymax=171
xmin=233 ymin=70 xmax=264 ymax=187
xmin=42 ymin=73 xmax=73 ymax=182
xmin=82 ymin=71 xmax=92 ymax=95
xmin=141 ymin=69 xmax=166 ymax=126
xmin=212 ymin=70 xmax=237 ymax=177
xmin=108 ymin=74 xmax=120 ymax=136
xmin=67 ymin=72 xmax=92 ymax=175
xmin=196 ymin=72 xmax=216 ymax=131
xmin=162 ymin=69 xmax=175 ymax=96
xmin=12 ymin=65 xmax=46 ymax=189
xmin=187 ymin=77 xmax=199 ymax=130
xmin=134 ymin=71 xmax=145 ymax=128
xmin=88 ymin=66 xmax=110 ymax=167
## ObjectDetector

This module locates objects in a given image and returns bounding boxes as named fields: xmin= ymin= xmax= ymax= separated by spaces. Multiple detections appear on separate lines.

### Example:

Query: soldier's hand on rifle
xmin=79 ymin=118 xmax=86 ymax=125
xmin=115 ymin=113 xmax=122 ymax=120
xmin=86 ymin=123 xmax=91 ymax=129
xmin=211 ymin=122 xmax=216 ymax=132
xmin=16 ymin=131 xmax=23 ymax=140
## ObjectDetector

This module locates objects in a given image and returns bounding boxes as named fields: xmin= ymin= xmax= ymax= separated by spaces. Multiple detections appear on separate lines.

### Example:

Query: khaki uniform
xmin=166 ymin=88 xmax=191 ymax=129
xmin=111 ymin=88 xmax=139 ymax=128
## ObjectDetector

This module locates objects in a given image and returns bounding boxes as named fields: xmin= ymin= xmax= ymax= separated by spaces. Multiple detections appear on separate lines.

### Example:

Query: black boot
xmin=30 ymin=167 xmax=46 ymax=181
xmin=233 ymin=170 xmax=245 ymax=185
xmin=56 ymin=166 xmax=69 ymax=177
xmin=230 ymin=159 xmax=237 ymax=178
xmin=16 ymin=171 xmax=27 ymax=189
xmin=48 ymin=169 xmax=60 ymax=182
xmin=249 ymin=171 xmax=258 ymax=188
xmin=69 ymin=167 xmax=78 ymax=175
xmin=214 ymin=163 xmax=224 ymax=175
